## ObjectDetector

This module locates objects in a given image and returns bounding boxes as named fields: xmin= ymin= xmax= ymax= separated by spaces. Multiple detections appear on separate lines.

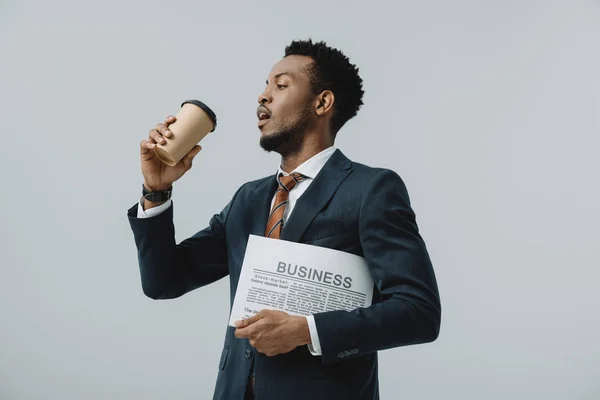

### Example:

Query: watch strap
xmin=142 ymin=184 xmax=172 ymax=202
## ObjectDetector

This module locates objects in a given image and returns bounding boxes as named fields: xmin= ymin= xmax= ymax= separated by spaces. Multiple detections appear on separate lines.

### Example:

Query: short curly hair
xmin=284 ymin=39 xmax=364 ymax=136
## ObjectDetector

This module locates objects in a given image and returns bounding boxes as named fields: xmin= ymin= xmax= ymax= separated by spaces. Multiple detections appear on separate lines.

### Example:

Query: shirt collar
xmin=276 ymin=146 xmax=337 ymax=180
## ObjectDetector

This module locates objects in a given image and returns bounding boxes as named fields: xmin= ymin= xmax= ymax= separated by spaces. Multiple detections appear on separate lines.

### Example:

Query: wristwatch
xmin=142 ymin=184 xmax=172 ymax=202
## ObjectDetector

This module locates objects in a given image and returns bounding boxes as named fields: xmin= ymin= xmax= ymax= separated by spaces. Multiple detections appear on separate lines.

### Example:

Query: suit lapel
xmin=251 ymin=174 xmax=279 ymax=236
xmin=280 ymin=149 xmax=352 ymax=242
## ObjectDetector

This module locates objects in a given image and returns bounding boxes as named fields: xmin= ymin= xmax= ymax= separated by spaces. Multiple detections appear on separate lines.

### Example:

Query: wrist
xmin=141 ymin=183 xmax=172 ymax=210
xmin=293 ymin=316 xmax=312 ymax=346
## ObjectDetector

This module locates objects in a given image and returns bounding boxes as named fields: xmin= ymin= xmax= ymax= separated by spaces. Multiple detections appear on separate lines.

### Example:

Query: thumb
xmin=181 ymin=145 xmax=202 ymax=169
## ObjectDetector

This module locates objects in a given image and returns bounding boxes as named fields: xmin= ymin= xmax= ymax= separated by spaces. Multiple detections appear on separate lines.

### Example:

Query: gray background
xmin=1 ymin=0 xmax=599 ymax=399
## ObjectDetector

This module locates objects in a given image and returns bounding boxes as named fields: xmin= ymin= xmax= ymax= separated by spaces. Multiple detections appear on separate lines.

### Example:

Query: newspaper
xmin=228 ymin=234 xmax=374 ymax=326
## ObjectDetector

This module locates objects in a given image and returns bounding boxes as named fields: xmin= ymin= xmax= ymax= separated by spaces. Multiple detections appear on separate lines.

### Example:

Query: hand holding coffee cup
xmin=153 ymin=100 xmax=217 ymax=166
xmin=140 ymin=100 xmax=217 ymax=194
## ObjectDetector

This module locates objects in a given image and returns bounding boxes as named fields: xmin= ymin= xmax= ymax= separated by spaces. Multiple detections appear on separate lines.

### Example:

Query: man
xmin=128 ymin=39 xmax=441 ymax=400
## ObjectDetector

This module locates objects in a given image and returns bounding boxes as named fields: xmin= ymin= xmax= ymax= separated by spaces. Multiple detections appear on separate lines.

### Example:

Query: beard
xmin=259 ymin=105 xmax=314 ymax=154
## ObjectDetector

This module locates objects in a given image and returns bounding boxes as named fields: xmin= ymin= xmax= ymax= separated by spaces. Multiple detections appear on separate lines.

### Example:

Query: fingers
xmin=150 ymin=128 xmax=167 ymax=145
xmin=234 ymin=325 xmax=253 ymax=339
xmin=234 ymin=312 xmax=266 ymax=339
xmin=180 ymin=145 xmax=202 ymax=170
xmin=165 ymin=115 xmax=176 ymax=125
xmin=235 ymin=311 xmax=265 ymax=329
xmin=140 ymin=116 xmax=176 ymax=156
xmin=158 ymin=115 xmax=176 ymax=138
xmin=140 ymin=139 xmax=156 ymax=155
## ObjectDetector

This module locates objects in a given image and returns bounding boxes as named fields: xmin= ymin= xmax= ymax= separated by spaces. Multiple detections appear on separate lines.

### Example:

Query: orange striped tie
xmin=265 ymin=173 xmax=305 ymax=239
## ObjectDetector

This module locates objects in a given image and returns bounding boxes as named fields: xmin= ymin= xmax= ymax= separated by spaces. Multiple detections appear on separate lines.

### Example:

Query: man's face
xmin=257 ymin=55 xmax=317 ymax=153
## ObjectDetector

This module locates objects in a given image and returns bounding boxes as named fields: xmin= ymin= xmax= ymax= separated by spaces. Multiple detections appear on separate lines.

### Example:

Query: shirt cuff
xmin=306 ymin=315 xmax=322 ymax=356
xmin=137 ymin=197 xmax=172 ymax=218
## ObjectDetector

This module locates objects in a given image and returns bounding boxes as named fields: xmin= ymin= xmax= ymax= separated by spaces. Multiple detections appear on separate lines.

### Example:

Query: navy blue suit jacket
xmin=127 ymin=149 xmax=441 ymax=400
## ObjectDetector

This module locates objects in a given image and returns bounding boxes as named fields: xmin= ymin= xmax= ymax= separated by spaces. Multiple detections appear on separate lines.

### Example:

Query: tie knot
xmin=278 ymin=173 xmax=305 ymax=192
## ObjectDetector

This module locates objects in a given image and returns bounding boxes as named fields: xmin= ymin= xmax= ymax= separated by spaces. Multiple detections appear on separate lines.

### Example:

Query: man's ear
xmin=315 ymin=90 xmax=334 ymax=116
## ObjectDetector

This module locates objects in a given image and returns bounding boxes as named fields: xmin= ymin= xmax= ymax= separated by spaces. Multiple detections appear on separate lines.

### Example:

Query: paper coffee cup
xmin=153 ymin=100 xmax=217 ymax=166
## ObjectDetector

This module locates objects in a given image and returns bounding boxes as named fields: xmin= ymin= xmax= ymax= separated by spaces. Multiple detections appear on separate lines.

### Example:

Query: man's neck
xmin=280 ymin=142 xmax=332 ymax=173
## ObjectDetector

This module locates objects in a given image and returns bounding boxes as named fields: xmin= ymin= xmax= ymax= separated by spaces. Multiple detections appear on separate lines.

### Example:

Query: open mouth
xmin=257 ymin=106 xmax=271 ymax=127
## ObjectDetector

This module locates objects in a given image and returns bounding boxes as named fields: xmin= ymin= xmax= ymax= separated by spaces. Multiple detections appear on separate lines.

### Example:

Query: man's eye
xmin=277 ymin=85 xmax=286 ymax=89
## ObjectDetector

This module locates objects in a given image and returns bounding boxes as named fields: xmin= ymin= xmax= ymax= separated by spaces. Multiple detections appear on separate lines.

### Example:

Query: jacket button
xmin=245 ymin=349 xmax=253 ymax=359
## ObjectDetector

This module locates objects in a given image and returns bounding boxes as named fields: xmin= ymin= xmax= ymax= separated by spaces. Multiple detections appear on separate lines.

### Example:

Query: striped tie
xmin=265 ymin=173 xmax=305 ymax=239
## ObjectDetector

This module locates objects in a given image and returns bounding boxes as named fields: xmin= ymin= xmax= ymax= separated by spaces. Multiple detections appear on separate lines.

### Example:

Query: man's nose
xmin=257 ymin=88 xmax=271 ymax=104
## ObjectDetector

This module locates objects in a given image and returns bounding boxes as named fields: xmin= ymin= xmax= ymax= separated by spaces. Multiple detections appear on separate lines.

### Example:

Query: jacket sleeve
xmin=313 ymin=169 xmax=441 ymax=365
xmin=127 ymin=186 xmax=243 ymax=300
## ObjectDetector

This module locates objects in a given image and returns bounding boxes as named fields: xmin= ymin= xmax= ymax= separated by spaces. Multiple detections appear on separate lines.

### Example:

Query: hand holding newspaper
xmin=228 ymin=235 xmax=374 ymax=327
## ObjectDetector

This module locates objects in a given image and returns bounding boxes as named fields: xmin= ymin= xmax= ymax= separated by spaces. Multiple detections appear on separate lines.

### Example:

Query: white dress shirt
xmin=136 ymin=146 xmax=338 ymax=356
